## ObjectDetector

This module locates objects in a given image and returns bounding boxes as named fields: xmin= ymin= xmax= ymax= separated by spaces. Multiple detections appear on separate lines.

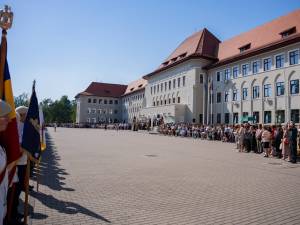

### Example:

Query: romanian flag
xmin=0 ymin=31 xmax=22 ymax=184
xmin=22 ymin=81 xmax=41 ymax=158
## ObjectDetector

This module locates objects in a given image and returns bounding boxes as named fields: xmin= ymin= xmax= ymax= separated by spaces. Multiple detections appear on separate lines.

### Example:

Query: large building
xmin=76 ymin=9 xmax=300 ymax=125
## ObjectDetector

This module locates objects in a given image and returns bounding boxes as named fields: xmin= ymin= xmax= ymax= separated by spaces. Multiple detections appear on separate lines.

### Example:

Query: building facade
xmin=77 ymin=9 xmax=300 ymax=125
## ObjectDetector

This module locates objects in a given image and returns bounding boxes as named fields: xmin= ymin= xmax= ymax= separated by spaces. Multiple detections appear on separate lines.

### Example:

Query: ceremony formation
xmin=1 ymin=1 xmax=300 ymax=225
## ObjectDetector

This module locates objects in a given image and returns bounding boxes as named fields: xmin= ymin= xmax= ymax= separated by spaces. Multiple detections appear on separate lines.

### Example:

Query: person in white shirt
xmin=0 ymin=100 xmax=12 ymax=225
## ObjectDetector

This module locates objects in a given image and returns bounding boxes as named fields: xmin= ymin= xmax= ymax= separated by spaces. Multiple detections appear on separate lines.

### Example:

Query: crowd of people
xmin=1 ymin=100 xmax=36 ymax=225
xmin=158 ymin=122 xmax=299 ymax=163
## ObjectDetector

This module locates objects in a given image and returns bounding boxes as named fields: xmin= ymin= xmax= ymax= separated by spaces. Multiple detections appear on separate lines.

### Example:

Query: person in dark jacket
xmin=274 ymin=126 xmax=283 ymax=158
xmin=288 ymin=121 xmax=298 ymax=164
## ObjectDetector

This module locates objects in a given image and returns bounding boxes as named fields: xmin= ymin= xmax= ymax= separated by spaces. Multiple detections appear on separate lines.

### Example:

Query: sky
xmin=2 ymin=0 xmax=300 ymax=101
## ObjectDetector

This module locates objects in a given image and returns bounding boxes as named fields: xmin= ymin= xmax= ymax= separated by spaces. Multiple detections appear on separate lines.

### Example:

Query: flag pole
xmin=24 ymin=157 xmax=30 ymax=225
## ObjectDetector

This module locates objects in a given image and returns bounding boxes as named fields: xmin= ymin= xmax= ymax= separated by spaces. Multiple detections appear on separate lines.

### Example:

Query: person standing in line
xmin=288 ymin=121 xmax=298 ymax=164
xmin=262 ymin=125 xmax=272 ymax=157
xmin=0 ymin=100 xmax=12 ymax=225
xmin=256 ymin=124 xmax=263 ymax=154
xmin=238 ymin=124 xmax=245 ymax=152
xmin=281 ymin=124 xmax=290 ymax=161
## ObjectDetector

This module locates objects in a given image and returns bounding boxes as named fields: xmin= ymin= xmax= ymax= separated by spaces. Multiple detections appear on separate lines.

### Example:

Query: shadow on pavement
xmin=31 ymin=131 xmax=111 ymax=223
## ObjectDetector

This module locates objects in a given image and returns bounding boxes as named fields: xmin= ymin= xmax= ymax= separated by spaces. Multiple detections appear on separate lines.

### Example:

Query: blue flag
xmin=22 ymin=81 xmax=41 ymax=158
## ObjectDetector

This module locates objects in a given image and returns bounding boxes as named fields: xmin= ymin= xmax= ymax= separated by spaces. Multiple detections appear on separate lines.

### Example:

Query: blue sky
xmin=2 ymin=0 xmax=300 ymax=101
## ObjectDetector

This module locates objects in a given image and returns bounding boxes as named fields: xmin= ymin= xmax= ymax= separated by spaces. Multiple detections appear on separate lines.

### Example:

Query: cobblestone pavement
xmin=30 ymin=128 xmax=300 ymax=225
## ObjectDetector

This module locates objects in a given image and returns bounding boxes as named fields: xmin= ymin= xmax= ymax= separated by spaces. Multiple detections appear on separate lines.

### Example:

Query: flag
xmin=22 ymin=81 xmax=41 ymax=158
xmin=39 ymin=105 xmax=46 ymax=151
xmin=0 ymin=31 xmax=22 ymax=184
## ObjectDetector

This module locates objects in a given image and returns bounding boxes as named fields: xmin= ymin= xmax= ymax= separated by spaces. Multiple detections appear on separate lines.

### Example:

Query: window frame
xmin=290 ymin=79 xmax=299 ymax=95
xmin=274 ymin=53 xmax=285 ymax=69
xmin=288 ymin=48 xmax=299 ymax=65
xmin=276 ymin=82 xmax=285 ymax=96
xmin=241 ymin=63 xmax=250 ymax=76
xmin=263 ymin=57 xmax=272 ymax=71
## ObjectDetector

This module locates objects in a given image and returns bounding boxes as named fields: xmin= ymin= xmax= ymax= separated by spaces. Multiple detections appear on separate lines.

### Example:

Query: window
xmin=239 ymin=43 xmax=251 ymax=52
xmin=224 ymin=91 xmax=229 ymax=102
xmin=104 ymin=100 xmax=107 ymax=104
xmin=275 ymin=110 xmax=285 ymax=124
xmin=275 ymin=54 xmax=284 ymax=68
xmin=157 ymin=101 xmax=159 ymax=106
xmin=88 ymin=98 xmax=91 ymax=103
xmin=178 ymin=77 xmax=181 ymax=88
xmin=169 ymin=81 xmax=171 ymax=90
xmin=264 ymin=111 xmax=272 ymax=124
xmin=177 ymin=97 xmax=180 ymax=103
xmin=216 ymin=72 xmax=220 ymax=81
xmin=276 ymin=82 xmax=285 ymax=96
xmin=114 ymin=110 xmax=118 ymax=114
xmin=253 ymin=111 xmax=259 ymax=123
xmin=183 ymin=76 xmax=186 ymax=86
xmin=165 ymin=82 xmax=167 ymax=91
xmin=154 ymin=86 xmax=156 ymax=94
xmin=173 ymin=79 xmax=176 ymax=89
xmin=263 ymin=58 xmax=272 ymax=71
xmin=86 ymin=118 xmax=90 ymax=123
xmin=200 ymin=75 xmax=203 ymax=84
xmin=217 ymin=92 xmax=222 ymax=103
xmin=253 ymin=86 xmax=260 ymax=99
xmin=264 ymin=84 xmax=272 ymax=97
xmin=232 ymin=90 xmax=238 ymax=101
xmin=164 ymin=100 xmax=167 ymax=105
xmin=232 ymin=67 xmax=239 ymax=79
xmin=92 ymin=108 xmax=96 ymax=114
xmin=252 ymin=61 xmax=259 ymax=74
xmin=99 ymin=99 xmax=102 ymax=104
xmin=290 ymin=80 xmax=299 ymax=94
xmin=289 ymin=50 xmax=299 ymax=65
xmin=157 ymin=84 xmax=159 ymax=93
xmin=242 ymin=64 xmax=249 ymax=76
xmin=217 ymin=113 xmax=221 ymax=124
xmin=115 ymin=100 xmax=118 ymax=104
xmin=153 ymin=101 xmax=155 ymax=106
xmin=168 ymin=98 xmax=171 ymax=104
xmin=233 ymin=113 xmax=239 ymax=124
xmin=109 ymin=100 xmax=113 ymax=104
xmin=291 ymin=109 xmax=300 ymax=123
xmin=93 ymin=99 xmax=96 ymax=103
xmin=199 ymin=114 xmax=203 ymax=124
xmin=242 ymin=112 xmax=249 ymax=121
xmin=224 ymin=69 xmax=231 ymax=80
xmin=161 ymin=83 xmax=163 ymax=92
xmin=87 ymin=108 xmax=91 ymax=114
xmin=224 ymin=113 xmax=230 ymax=124
xmin=172 ymin=97 xmax=175 ymax=103
xmin=242 ymin=88 xmax=248 ymax=100
xmin=160 ymin=100 xmax=163 ymax=105
xmin=280 ymin=27 xmax=296 ymax=38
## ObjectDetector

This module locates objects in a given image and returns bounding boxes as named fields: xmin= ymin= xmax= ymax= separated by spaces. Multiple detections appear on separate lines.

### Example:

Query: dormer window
xmin=171 ymin=57 xmax=177 ymax=62
xmin=280 ymin=27 xmax=296 ymax=38
xmin=162 ymin=61 xmax=169 ymax=66
xmin=138 ymin=84 xmax=143 ymax=88
xmin=179 ymin=52 xmax=187 ymax=58
xmin=239 ymin=43 xmax=251 ymax=53
xmin=130 ymin=87 xmax=134 ymax=91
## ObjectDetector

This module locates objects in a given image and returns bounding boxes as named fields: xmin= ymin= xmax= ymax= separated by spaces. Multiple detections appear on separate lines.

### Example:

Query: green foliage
xmin=40 ymin=95 xmax=76 ymax=123
xmin=14 ymin=93 xmax=29 ymax=107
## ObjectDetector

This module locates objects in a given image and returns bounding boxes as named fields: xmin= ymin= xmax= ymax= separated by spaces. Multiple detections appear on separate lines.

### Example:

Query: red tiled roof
xmin=123 ymin=78 xmax=147 ymax=96
xmin=76 ymin=82 xmax=127 ymax=98
xmin=217 ymin=9 xmax=300 ymax=62
xmin=143 ymin=28 xmax=220 ymax=79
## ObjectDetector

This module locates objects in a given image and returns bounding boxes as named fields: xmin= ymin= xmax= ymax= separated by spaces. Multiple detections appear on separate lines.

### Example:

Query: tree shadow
xmin=30 ymin=131 xmax=111 ymax=223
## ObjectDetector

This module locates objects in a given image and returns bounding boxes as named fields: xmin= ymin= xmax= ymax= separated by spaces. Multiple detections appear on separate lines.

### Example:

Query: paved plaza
xmin=30 ymin=128 xmax=300 ymax=225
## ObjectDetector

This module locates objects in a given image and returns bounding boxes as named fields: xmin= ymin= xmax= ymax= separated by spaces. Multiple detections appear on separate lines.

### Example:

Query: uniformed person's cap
xmin=15 ymin=106 xmax=28 ymax=114
xmin=0 ymin=99 xmax=12 ymax=117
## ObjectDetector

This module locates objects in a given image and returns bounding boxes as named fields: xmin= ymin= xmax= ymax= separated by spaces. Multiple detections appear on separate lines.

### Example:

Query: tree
xmin=14 ymin=93 xmax=29 ymax=107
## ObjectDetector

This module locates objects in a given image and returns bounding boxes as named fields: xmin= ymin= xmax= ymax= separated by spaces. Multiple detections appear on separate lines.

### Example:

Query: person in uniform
xmin=0 ymin=100 xmax=12 ymax=225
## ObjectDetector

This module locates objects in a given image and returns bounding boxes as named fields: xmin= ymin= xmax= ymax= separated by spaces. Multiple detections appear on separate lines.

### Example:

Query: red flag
xmin=0 ymin=30 xmax=21 ymax=184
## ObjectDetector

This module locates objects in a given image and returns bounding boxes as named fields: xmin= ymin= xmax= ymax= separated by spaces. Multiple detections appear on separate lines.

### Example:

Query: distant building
xmin=77 ymin=9 xmax=300 ymax=125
